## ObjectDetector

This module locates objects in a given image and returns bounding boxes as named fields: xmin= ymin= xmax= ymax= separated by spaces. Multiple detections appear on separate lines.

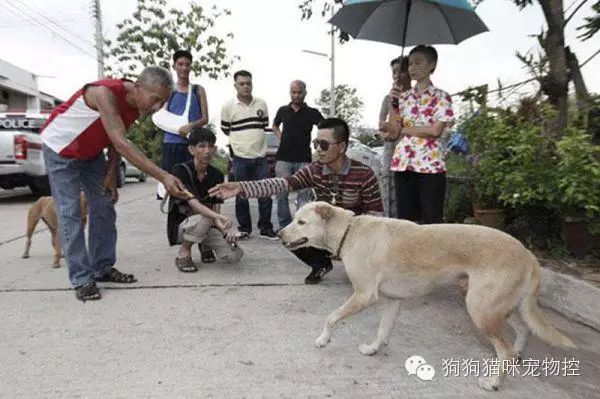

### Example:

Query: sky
xmin=0 ymin=0 xmax=598 ymax=148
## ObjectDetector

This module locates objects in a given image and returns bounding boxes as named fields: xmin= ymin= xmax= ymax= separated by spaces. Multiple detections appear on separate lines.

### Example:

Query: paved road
xmin=1 ymin=180 xmax=598 ymax=398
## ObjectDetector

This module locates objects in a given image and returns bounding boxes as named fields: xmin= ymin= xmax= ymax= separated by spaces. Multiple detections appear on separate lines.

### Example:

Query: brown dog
xmin=22 ymin=193 xmax=88 ymax=268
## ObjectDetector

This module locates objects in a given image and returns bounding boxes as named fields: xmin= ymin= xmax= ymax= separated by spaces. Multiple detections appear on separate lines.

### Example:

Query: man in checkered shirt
xmin=210 ymin=118 xmax=383 ymax=284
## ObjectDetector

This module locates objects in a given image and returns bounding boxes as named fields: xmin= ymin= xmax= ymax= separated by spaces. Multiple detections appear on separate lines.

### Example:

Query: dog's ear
xmin=314 ymin=204 xmax=334 ymax=220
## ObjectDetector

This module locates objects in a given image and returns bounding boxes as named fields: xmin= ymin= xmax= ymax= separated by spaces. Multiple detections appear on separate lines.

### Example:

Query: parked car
xmin=102 ymin=148 xmax=147 ymax=188
xmin=371 ymin=145 xmax=385 ymax=159
xmin=0 ymin=113 xmax=51 ymax=196
xmin=346 ymin=138 xmax=382 ymax=177
xmin=116 ymin=158 xmax=147 ymax=187
xmin=227 ymin=129 xmax=280 ymax=181
xmin=264 ymin=129 xmax=280 ymax=177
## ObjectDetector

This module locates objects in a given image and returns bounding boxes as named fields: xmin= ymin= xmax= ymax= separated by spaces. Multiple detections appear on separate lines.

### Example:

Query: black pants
xmin=394 ymin=171 xmax=446 ymax=224
xmin=292 ymin=247 xmax=332 ymax=269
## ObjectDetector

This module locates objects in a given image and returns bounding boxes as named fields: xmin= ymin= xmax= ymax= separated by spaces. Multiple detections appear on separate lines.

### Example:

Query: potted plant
xmin=463 ymin=114 xmax=511 ymax=228
xmin=554 ymin=128 xmax=600 ymax=257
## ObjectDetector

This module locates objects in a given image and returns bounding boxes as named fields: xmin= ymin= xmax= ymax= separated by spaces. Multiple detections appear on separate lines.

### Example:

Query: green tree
xmin=299 ymin=0 xmax=349 ymax=41
xmin=103 ymin=0 xmax=238 ymax=163
xmin=105 ymin=0 xmax=238 ymax=79
xmin=474 ymin=0 xmax=600 ymax=139
xmin=353 ymin=126 xmax=382 ymax=147
xmin=316 ymin=84 xmax=364 ymax=126
xmin=578 ymin=0 xmax=600 ymax=41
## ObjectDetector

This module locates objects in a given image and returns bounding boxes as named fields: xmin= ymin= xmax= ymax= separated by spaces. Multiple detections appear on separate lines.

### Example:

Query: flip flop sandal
xmin=175 ymin=256 xmax=197 ymax=272
xmin=200 ymin=249 xmax=216 ymax=263
xmin=75 ymin=281 xmax=101 ymax=302
xmin=96 ymin=267 xmax=138 ymax=283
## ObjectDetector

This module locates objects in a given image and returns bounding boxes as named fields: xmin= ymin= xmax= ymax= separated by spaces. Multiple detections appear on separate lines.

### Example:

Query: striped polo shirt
xmin=239 ymin=157 xmax=383 ymax=215
xmin=220 ymin=97 xmax=269 ymax=159
xmin=41 ymin=79 xmax=139 ymax=160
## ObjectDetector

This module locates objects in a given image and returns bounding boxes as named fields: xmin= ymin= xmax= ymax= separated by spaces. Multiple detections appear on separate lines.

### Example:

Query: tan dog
xmin=22 ymin=193 xmax=88 ymax=268
xmin=278 ymin=202 xmax=575 ymax=391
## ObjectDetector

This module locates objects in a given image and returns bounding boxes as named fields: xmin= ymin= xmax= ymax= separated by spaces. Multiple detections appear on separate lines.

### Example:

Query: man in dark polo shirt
xmin=272 ymin=80 xmax=324 ymax=230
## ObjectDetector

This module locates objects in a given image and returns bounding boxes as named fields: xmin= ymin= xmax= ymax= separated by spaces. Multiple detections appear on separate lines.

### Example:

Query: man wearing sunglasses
xmin=209 ymin=118 xmax=383 ymax=284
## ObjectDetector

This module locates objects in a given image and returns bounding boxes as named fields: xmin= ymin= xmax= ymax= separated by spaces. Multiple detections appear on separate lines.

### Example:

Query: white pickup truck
xmin=0 ymin=113 xmax=51 ymax=196
xmin=1 ymin=113 xmax=148 ymax=195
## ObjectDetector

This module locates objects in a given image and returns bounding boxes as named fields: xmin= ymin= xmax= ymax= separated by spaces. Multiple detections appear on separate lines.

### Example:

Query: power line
xmin=452 ymin=48 xmax=598 ymax=100
xmin=580 ymin=48 xmax=600 ymax=68
xmin=565 ymin=0 xmax=586 ymax=12
xmin=0 ymin=11 xmax=90 ymax=23
xmin=1 ymin=0 xmax=96 ymax=59
xmin=11 ymin=0 xmax=96 ymax=50
xmin=564 ymin=0 xmax=589 ymax=26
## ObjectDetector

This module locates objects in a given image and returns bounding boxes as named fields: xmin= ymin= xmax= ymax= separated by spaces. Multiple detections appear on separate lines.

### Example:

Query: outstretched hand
xmin=208 ymin=182 xmax=242 ymax=200
xmin=163 ymin=174 xmax=193 ymax=199
xmin=222 ymin=231 xmax=238 ymax=244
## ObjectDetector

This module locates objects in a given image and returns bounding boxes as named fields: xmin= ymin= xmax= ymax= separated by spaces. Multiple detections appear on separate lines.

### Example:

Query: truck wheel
xmin=117 ymin=164 xmax=126 ymax=188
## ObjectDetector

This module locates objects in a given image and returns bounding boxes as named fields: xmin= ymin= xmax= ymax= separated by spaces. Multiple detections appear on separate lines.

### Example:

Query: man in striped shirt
xmin=220 ymin=70 xmax=276 ymax=240
xmin=210 ymin=118 xmax=383 ymax=284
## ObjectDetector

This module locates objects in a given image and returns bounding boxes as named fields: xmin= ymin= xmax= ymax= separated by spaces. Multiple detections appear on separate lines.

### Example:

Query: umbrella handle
xmin=400 ymin=0 xmax=413 ymax=57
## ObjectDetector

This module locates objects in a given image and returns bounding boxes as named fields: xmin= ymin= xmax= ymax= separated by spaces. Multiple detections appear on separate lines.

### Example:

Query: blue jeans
xmin=233 ymin=156 xmax=273 ymax=233
xmin=43 ymin=145 xmax=117 ymax=287
xmin=275 ymin=161 xmax=310 ymax=229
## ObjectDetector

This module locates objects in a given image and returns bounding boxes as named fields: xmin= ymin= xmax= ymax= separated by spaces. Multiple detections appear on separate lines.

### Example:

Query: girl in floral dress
xmin=384 ymin=45 xmax=454 ymax=223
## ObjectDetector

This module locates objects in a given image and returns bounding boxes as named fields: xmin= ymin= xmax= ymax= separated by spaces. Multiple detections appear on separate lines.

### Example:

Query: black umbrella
xmin=330 ymin=0 xmax=488 ymax=54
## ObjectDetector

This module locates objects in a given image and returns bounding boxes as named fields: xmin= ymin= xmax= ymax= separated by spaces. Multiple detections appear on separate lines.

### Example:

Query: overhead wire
xmin=0 ymin=0 xmax=96 ymax=59
xmin=11 ymin=0 xmax=96 ymax=50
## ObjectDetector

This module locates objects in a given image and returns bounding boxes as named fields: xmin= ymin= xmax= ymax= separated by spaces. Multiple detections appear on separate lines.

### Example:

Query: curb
xmin=540 ymin=268 xmax=600 ymax=331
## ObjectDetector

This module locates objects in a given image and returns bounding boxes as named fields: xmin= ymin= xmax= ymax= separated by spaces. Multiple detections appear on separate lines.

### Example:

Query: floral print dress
xmin=390 ymin=84 xmax=454 ymax=174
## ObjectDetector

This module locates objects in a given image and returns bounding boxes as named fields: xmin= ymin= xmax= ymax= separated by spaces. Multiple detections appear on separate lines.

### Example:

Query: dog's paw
xmin=315 ymin=334 xmax=330 ymax=348
xmin=478 ymin=376 xmax=500 ymax=392
xmin=358 ymin=343 xmax=378 ymax=356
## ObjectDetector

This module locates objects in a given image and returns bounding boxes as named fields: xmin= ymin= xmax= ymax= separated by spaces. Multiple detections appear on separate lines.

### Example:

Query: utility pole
xmin=92 ymin=0 xmax=104 ymax=79
xmin=329 ymin=5 xmax=336 ymax=118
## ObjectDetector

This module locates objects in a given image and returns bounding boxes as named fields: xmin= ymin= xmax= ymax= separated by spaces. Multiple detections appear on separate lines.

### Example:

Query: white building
xmin=0 ymin=59 xmax=62 ymax=113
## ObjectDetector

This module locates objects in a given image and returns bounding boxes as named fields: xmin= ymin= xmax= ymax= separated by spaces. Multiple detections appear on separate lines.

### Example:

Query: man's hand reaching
xmin=163 ymin=174 xmax=192 ymax=199
xmin=208 ymin=182 xmax=242 ymax=200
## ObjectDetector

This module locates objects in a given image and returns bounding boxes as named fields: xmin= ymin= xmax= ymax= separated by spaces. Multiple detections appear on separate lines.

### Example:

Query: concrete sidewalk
xmin=1 ymin=182 xmax=599 ymax=398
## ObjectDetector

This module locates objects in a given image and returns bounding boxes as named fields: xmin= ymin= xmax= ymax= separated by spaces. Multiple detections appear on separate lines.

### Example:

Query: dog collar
xmin=335 ymin=219 xmax=353 ymax=259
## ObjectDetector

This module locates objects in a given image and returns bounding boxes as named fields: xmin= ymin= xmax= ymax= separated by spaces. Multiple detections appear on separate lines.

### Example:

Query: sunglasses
xmin=312 ymin=139 xmax=341 ymax=151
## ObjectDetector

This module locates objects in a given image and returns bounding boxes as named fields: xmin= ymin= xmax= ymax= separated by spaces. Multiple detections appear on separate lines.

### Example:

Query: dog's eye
xmin=297 ymin=220 xmax=305 ymax=225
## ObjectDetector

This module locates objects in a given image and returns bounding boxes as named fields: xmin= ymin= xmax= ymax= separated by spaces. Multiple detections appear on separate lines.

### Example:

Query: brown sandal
xmin=75 ymin=281 xmax=101 ymax=302
xmin=175 ymin=256 xmax=197 ymax=272
xmin=96 ymin=267 xmax=137 ymax=283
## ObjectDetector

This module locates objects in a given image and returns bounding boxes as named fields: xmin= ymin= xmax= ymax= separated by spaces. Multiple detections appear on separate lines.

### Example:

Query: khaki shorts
xmin=178 ymin=215 xmax=243 ymax=263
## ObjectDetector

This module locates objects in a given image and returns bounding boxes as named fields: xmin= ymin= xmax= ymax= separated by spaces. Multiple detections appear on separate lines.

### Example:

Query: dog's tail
xmin=519 ymin=263 xmax=576 ymax=349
